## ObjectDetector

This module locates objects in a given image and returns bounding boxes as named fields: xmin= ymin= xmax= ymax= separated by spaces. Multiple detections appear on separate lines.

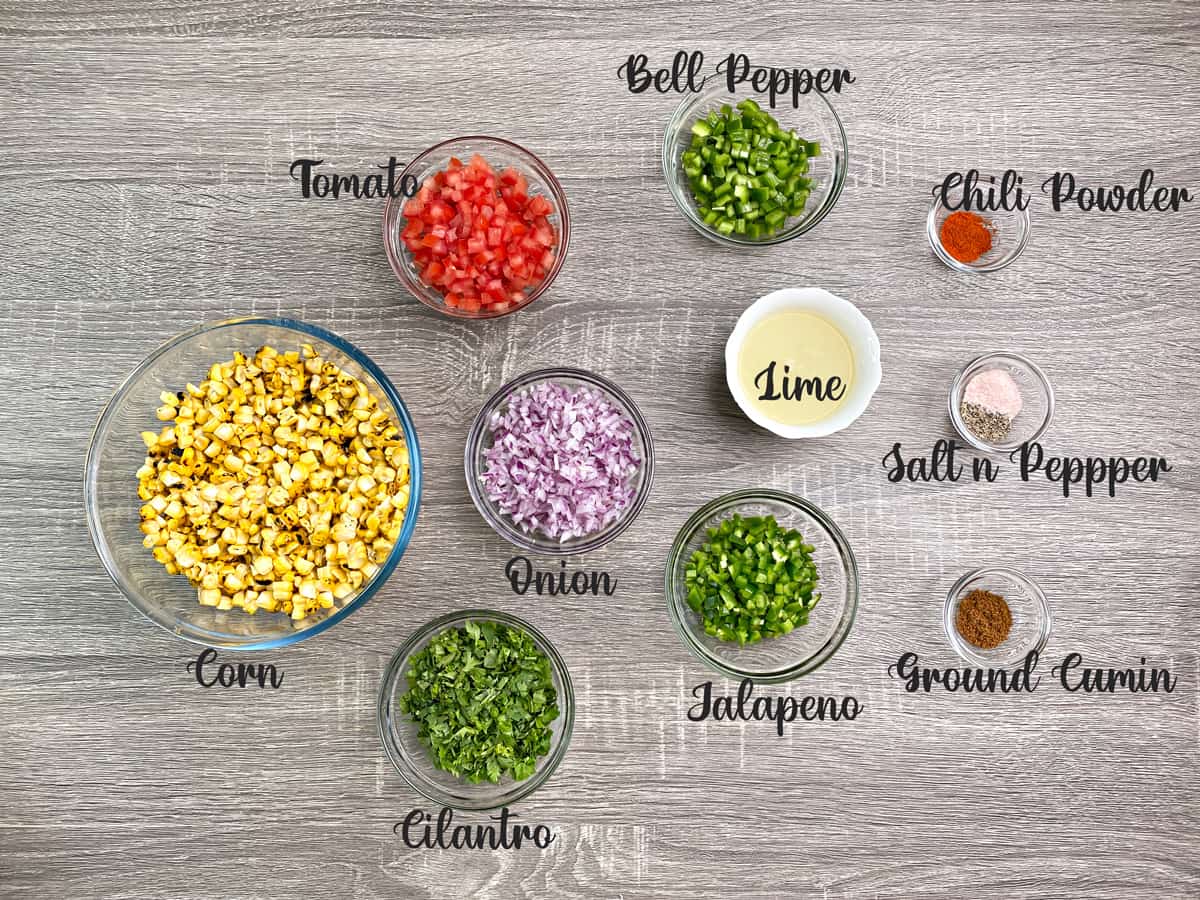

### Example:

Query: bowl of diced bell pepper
xmin=384 ymin=136 xmax=570 ymax=318
xmin=662 ymin=83 xmax=848 ymax=247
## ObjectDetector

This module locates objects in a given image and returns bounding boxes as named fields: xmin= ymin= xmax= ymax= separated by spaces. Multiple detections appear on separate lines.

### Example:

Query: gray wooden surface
xmin=2 ymin=4 xmax=1198 ymax=898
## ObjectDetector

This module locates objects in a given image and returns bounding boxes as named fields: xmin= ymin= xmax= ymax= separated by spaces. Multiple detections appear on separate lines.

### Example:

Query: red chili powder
xmin=940 ymin=211 xmax=993 ymax=264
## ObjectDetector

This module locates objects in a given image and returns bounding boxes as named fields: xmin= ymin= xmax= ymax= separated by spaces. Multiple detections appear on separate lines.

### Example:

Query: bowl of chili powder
xmin=927 ymin=191 xmax=1030 ymax=273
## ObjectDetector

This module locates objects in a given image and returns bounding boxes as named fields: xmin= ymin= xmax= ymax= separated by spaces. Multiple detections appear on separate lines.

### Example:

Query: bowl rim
xmin=661 ymin=82 xmax=849 ymax=247
xmin=947 ymin=350 xmax=1055 ymax=454
xmin=943 ymin=566 xmax=1052 ymax=667
xmin=377 ymin=608 xmax=575 ymax=811
xmin=665 ymin=488 xmax=859 ymax=683
xmin=926 ymin=195 xmax=1031 ymax=273
xmin=464 ymin=366 xmax=655 ymax=556
xmin=382 ymin=135 xmax=571 ymax=319
xmin=83 ymin=315 xmax=423 ymax=651
xmin=724 ymin=287 xmax=882 ymax=439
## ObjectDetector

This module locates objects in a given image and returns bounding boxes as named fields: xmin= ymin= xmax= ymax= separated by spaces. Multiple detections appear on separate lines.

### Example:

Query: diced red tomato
xmin=400 ymin=155 xmax=559 ymax=314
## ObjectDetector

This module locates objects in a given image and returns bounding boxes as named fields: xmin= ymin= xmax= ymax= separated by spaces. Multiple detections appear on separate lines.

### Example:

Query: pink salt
xmin=963 ymin=369 xmax=1023 ymax=419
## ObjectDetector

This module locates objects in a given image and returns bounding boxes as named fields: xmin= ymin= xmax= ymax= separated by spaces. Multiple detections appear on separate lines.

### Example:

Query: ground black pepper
xmin=960 ymin=401 xmax=1012 ymax=443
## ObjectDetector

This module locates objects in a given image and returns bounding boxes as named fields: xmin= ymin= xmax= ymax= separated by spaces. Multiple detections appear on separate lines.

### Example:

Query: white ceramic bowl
xmin=724 ymin=288 xmax=882 ymax=439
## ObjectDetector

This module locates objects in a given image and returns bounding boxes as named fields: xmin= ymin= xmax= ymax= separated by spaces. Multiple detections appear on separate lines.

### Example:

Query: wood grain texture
xmin=1 ymin=5 xmax=1198 ymax=899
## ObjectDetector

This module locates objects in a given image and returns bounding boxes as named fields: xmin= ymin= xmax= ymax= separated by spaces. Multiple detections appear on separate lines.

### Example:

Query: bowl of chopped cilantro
xmin=378 ymin=610 xmax=574 ymax=810
xmin=662 ymin=83 xmax=848 ymax=247
xmin=666 ymin=489 xmax=858 ymax=682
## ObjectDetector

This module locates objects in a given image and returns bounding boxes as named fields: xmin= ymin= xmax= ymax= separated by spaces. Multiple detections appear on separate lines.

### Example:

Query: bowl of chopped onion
xmin=464 ymin=367 xmax=654 ymax=555
xmin=84 ymin=317 xmax=423 ymax=649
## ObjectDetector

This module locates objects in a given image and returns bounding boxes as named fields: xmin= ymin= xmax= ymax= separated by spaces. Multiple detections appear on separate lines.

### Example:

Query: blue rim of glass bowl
xmin=83 ymin=316 xmax=423 ymax=651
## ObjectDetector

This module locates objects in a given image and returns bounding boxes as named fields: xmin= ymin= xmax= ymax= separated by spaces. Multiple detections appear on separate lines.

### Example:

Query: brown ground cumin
xmin=955 ymin=589 xmax=1012 ymax=649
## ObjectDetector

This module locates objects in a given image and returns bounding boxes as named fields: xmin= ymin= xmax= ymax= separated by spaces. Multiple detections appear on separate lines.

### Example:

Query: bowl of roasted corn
xmin=85 ymin=317 xmax=422 ymax=649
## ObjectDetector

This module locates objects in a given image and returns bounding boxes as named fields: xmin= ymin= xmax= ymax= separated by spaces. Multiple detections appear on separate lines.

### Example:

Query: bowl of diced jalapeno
xmin=662 ymin=83 xmax=848 ymax=247
xmin=665 ymin=489 xmax=858 ymax=682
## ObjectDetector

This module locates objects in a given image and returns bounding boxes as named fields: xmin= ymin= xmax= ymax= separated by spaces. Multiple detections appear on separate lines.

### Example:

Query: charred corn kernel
xmin=331 ymin=517 xmax=357 ymax=543
xmin=135 ymin=344 xmax=411 ymax=622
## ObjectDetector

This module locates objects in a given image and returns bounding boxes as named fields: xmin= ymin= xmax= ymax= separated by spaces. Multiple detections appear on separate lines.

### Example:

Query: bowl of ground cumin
xmin=944 ymin=567 xmax=1052 ymax=666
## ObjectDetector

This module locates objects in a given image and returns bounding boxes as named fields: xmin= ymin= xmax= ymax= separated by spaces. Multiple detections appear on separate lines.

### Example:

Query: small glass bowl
xmin=666 ymin=489 xmax=858 ymax=683
xmin=465 ymin=367 xmax=655 ymax=555
xmin=944 ymin=567 xmax=1052 ymax=667
xmin=378 ymin=609 xmax=574 ymax=811
xmin=84 ymin=318 xmax=423 ymax=650
xmin=382 ymin=136 xmax=571 ymax=319
xmin=927 ymin=194 xmax=1030 ymax=272
xmin=662 ymin=82 xmax=848 ymax=247
xmin=949 ymin=351 xmax=1055 ymax=454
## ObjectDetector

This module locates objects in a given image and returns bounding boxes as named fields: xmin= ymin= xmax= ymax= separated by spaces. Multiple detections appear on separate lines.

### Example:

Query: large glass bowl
xmin=84 ymin=317 xmax=423 ymax=650
xmin=662 ymin=82 xmax=848 ymax=247
xmin=383 ymin=136 xmax=571 ymax=319
xmin=378 ymin=609 xmax=574 ymax=811
xmin=666 ymin=489 xmax=858 ymax=682
xmin=464 ymin=367 xmax=655 ymax=555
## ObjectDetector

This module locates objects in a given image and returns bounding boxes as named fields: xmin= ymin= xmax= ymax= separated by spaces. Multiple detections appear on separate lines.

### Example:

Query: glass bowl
xmin=382 ymin=136 xmax=571 ymax=319
xmin=927 ymin=192 xmax=1031 ymax=272
xmin=666 ymin=489 xmax=858 ymax=683
xmin=84 ymin=317 xmax=423 ymax=650
xmin=662 ymin=82 xmax=848 ymax=247
xmin=378 ymin=609 xmax=574 ymax=811
xmin=464 ymin=367 xmax=654 ymax=555
xmin=944 ymin=567 xmax=1052 ymax=667
xmin=949 ymin=350 xmax=1054 ymax=454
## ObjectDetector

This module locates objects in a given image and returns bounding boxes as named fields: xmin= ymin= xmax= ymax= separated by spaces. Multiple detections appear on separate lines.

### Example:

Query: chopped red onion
xmin=482 ymin=380 xmax=641 ymax=541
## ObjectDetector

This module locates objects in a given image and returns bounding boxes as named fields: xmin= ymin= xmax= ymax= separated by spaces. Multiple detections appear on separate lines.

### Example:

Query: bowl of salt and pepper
xmin=949 ymin=351 xmax=1054 ymax=453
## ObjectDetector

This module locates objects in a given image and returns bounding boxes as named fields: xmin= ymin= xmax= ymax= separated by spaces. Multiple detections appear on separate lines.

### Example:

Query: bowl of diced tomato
xmin=384 ymin=137 xmax=570 ymax=318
